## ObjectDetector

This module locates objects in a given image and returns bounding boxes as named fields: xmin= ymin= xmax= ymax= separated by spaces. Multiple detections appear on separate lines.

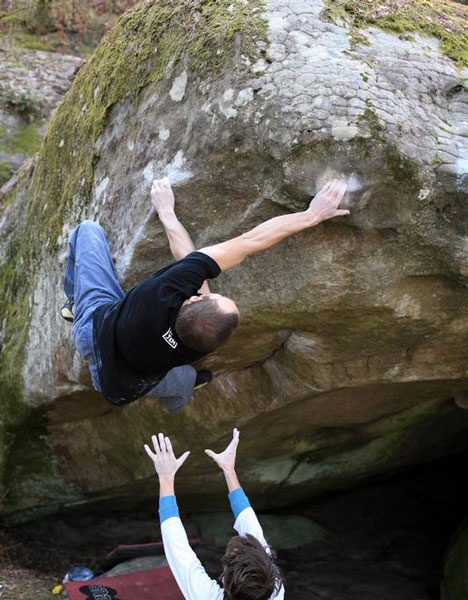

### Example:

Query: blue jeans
xmin=64 ymin=220 xmax=197 ymax=412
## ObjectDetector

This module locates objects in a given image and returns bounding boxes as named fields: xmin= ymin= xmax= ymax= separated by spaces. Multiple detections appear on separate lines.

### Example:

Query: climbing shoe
xmin=194 ymin=370 xmax=212 ymax=389
xmin=60 ymin=298 xmax=74 ymax=323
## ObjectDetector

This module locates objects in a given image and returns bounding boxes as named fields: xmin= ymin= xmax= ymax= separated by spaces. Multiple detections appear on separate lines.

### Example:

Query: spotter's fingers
xmin=177 ymin=450 xmax=191 ymax=468
xmin=144 ymin=443 xmax=155 ymax=459
xmin=165 ymin=436 xmax=174 ymax=455
xmin=151 ymin=434 xmax=161 ymax=452
xmin=157 ymin=432 xmax=166 ymax=452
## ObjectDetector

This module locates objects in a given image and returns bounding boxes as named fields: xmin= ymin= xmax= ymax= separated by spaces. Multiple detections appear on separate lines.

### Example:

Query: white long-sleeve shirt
xmin=159 ymin=488 xmax=285 ymax=600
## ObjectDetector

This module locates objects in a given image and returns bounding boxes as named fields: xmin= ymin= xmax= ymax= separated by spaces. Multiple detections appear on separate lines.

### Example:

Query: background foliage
xmin=0 ymin=0 xmax=139 ymax=54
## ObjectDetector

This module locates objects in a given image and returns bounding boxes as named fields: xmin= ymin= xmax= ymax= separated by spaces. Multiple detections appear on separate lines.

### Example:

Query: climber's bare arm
xmin=200 ymin=179 xmax=349 ymax=272
xmin=151 ymin=178 xmax=210 ymax=294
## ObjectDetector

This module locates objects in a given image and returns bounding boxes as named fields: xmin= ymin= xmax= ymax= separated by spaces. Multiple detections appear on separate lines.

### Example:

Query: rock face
xmin=0 ymin=0 xmax=467 ymax=524
xmin=0 ymin=47 xmax=83 ymax=185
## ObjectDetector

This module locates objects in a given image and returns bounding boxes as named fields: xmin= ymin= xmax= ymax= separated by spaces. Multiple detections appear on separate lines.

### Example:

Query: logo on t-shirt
xmin=162 ymin=327 xmax=178 ymax=349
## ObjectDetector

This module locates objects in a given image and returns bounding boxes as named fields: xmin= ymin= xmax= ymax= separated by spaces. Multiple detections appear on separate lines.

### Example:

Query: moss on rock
xmin=29 ymin=0 xmax=267 ymax=239
xmin=321 ymin=0 xmax=468 ymax=68
xmin=0 ymin=161 xmax=15 ymax=186
xmin=356 ymin=102 xmax=420 ymax=184
xmin=2 ymin=408 xmax=85 ymax=521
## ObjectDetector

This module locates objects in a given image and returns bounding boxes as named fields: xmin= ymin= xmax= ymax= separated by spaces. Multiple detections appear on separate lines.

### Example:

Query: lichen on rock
xmin=321 ymin=0 xmax=468 ymax=68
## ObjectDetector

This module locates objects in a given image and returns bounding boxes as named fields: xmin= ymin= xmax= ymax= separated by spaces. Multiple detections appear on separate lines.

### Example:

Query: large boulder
xmin=0 ymin=0 xmax=467 ymax=523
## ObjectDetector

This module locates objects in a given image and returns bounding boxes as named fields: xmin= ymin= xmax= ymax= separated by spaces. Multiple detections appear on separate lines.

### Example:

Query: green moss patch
xmin=1 ymin=90 xmax=42 ymax=122
xmin=356 ymin=103 xmax=420 ymax=183
xmin=0 ymin=161 xmax=15 ymax=186
xmin=5 ymin=30 xmax=63 ymax=52
xmin=2 ymin=408 xmax=84 ymax=521
xmin=1 ymin=122 xmax=43 ymax=155
xmin=321 ymin=0 xmax=468 ymax=68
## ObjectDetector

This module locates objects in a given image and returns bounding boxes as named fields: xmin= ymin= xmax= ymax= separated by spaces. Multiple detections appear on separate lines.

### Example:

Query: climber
xmin=144 ymin=427 xmax=285 ymax=599
xmin=62 ymin=177 xmax=349 ymax=410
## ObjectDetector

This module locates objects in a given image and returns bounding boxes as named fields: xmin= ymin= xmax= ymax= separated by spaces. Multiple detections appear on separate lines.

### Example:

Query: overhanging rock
xmin=0 ymin=0 xmax=467 ymax=522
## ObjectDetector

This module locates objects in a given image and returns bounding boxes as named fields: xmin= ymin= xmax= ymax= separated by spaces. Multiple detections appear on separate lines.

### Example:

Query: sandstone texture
xmin=0 ymin=0 xmax=467 ymax=526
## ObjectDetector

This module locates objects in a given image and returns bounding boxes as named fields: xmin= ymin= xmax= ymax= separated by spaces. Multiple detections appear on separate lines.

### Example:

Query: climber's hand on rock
xmin=306 ymin=179 xmax=350 ymax=224
xmin=151 ymin=177 xmax=176 ymax=220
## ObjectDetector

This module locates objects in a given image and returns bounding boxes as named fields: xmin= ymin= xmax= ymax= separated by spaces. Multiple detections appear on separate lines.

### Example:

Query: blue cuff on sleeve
xmin=228 ymin=487 xmax=251 ymax=519
xmin=159 ymin=495 xmax=180 ymax=522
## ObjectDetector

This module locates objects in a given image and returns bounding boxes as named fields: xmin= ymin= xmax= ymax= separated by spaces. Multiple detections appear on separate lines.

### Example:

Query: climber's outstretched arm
xmin=200 ymin=179 xmax=349 ymax=272
xmin=151 ymin=177 xmax=210 ymax=294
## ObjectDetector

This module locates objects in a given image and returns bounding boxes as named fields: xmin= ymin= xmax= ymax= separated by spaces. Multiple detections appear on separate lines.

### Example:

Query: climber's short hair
xmin=175 ymin=296 xmax=239 ymax=353
xmin=221 ymin=534 xmax=284 ymax=600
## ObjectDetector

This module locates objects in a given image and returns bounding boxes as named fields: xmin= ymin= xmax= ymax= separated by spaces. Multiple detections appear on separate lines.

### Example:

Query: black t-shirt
xmin=93 ymin=251 xmax=221 ymax=405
